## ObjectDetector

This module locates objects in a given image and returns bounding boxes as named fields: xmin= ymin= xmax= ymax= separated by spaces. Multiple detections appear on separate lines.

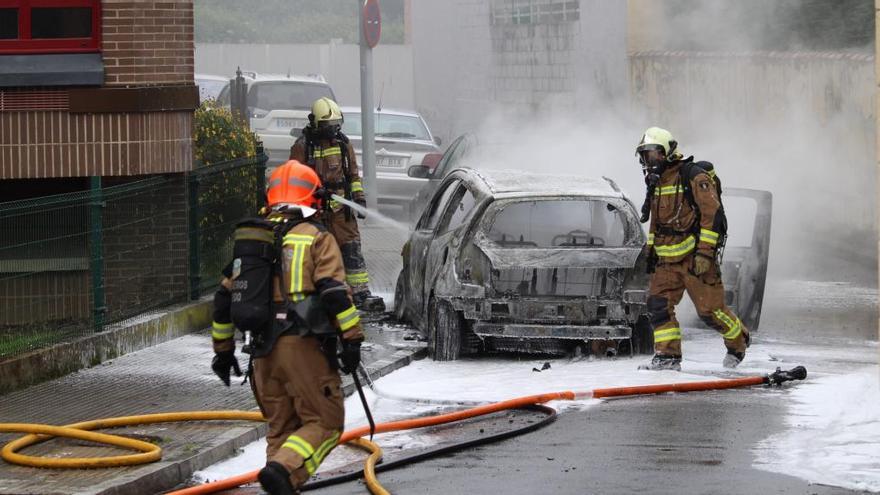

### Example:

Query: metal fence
xmin=0 ymin=154 xmax=266 ymax=359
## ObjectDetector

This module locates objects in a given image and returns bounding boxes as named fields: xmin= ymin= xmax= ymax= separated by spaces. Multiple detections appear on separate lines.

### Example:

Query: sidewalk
xmin=0 ymin=223 xmax=417 ymax=495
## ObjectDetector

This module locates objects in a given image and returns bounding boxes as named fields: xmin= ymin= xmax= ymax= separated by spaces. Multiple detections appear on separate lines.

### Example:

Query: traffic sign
xmin=363 ymin=0 xmax=381 ymax=49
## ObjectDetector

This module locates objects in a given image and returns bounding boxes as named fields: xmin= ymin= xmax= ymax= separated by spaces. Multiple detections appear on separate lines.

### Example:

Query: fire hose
xmin=0 ymin=366 xmax=806 ymax=495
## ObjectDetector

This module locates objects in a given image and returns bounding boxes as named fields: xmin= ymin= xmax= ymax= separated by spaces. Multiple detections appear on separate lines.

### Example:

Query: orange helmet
xmin=266 ymin=160 xmax=323 ymax=216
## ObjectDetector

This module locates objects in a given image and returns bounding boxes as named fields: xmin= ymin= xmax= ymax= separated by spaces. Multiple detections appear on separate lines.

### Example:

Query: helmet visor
xmin=635 ymin=143 xmax=665 ymax=156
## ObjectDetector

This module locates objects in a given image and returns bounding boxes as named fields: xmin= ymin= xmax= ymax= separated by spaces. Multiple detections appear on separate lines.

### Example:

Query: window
xmin=487 ymin=199 xmax=631 ymax=248
xmin=419 ymin=179 xmax=460 ymax=231
xmin=0 ymin=1 xmax=101 ymax=54
xmin=491 ymin=0 xmax=580 ymax=25
xmin=246 ymin=82 xmax=335 ymax=114
xmin=342 ymin=112 xmax=432 ymax=141
xmin=439 ymin=186 xmax=477 ymax=235
xmin=434 ymin=135 xmax=473 ymax=179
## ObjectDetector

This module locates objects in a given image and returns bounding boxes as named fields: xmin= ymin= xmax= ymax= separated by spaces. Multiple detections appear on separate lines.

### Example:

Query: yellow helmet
xmin=636 ymin=127 xmax=681 ymax=161
xmin=311 ymin=97 xmax=343 ymax=127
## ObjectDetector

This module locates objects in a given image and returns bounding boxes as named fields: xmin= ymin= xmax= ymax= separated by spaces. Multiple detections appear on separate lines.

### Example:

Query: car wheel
xmin=428 ymin=298 xmax=462 ymax=361
xmin=630 ymin=314 xmax=654 ymax=355
xmin=393 ymin=270 xmax=407 ymax=322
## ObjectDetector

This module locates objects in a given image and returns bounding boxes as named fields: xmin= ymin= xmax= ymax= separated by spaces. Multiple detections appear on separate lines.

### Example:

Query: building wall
xmin=410 ymin=0 xmax=628 ymax=141
xmin=0 ymin=0 xmax=196 ymax=180
xmin=102 ymin=0 xmax=194 ymax=86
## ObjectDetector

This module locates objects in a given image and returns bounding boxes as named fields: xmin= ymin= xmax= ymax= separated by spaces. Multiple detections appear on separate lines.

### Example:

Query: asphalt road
xmin=303 ymin=278 xmax=877 ymax=495
xmin=308 ymin=388 xmax=858 ymax=495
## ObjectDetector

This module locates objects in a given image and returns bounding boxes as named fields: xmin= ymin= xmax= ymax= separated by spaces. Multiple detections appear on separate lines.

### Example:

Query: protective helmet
xmin=636 ymin=127 xmax=681 ymax=161
xmin=266 ymin=160 xmax=323 ymax=217
xmin=310 ymin=97 xmax=343 ymax=127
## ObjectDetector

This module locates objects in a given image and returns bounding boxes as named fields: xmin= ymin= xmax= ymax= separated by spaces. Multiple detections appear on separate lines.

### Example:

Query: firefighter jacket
xmin=290 ymin=135 xmax=365 ymax=207
xmin=212 ymin=219 xmax=365 ymax=353
xmin=647 ymin=159 xmax=723 ymax=264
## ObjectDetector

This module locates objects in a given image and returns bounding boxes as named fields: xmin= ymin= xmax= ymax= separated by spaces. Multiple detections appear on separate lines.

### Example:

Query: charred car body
xmin=395 ymin=168 xmax=653 ymax=360
xmin=395 ymin=167 xmax=771 ymax=361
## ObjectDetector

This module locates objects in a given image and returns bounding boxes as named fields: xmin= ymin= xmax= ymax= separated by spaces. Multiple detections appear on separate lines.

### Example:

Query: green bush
xmin=193 ymin=99 xmax=259 ymax=166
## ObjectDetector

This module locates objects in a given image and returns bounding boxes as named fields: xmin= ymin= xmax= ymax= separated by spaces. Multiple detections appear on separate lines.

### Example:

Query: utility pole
xmin=358 ymin=0 xmax=379 ymax=212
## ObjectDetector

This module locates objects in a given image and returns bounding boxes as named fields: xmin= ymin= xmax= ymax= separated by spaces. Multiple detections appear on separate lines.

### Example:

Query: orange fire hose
xmin=169 ymin=366 xmax=805 ymax=495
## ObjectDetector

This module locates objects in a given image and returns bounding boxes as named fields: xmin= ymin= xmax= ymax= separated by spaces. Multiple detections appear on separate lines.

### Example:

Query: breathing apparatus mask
xmin=306 ymin=113 xmax=342 ymax=141
xmin=638 ymin=147 xmax=667 ymax=188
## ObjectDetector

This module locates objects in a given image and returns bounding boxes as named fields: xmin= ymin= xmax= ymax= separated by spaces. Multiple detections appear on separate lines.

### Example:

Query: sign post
xmin=359 ymin=0 xmax=381 ymax=213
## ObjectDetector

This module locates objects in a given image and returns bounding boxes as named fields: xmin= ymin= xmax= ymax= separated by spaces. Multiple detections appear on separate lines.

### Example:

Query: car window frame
xmin=479 ymin=196 xmax=643 ymax=249
xmin=417 ymin=178 xmax=462 ymax=231
xmin=435 ymin=183 xmax=478 ymax=236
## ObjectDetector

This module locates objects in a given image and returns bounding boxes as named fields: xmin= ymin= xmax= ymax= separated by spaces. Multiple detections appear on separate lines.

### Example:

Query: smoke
xmin=439 ymin=1 xmax=877 ymax=287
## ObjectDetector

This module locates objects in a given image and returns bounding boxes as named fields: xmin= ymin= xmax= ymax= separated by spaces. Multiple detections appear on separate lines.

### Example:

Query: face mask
xmin=316 ymin=124 xmax=339 ymax=140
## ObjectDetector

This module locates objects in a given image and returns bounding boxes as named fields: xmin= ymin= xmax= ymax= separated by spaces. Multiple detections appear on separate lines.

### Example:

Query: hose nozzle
xmin=767 ymin=366 xmax=807 ymax=386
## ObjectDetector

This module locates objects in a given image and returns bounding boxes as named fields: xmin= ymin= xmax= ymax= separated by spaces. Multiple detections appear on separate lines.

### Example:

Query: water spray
xmin=330 ymin=194 xmax=411 ymax=234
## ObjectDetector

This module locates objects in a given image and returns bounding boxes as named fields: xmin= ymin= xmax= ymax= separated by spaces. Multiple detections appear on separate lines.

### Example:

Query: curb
xmin=0 ymin=298 xmax=212 ymax=395
xmin=93 ymin=344 xmax=426 ymax=495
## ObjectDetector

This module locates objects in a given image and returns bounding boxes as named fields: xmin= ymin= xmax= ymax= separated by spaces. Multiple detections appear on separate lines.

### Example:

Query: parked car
xmin=405 ymin=133 xmax=477 ymax=221
xmin=340 ymin=107 xmax=443 ymax=208
xmin=217 ymin=72 xmax=336 ymax=167
xmin=195 ymin=73 xmax=228 ymax=103
xmin=394 ymin=167 xmax=771 ymax=361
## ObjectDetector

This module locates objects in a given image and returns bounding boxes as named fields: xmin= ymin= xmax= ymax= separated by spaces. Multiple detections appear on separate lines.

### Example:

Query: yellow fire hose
xmin=0 ymin=410 xmax=390 ymax=493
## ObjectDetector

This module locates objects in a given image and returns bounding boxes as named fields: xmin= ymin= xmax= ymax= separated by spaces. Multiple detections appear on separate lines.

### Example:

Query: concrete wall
xmin=194 ymin=42 xmax=415 ymax=111
xmin=411 ymin=0 xmax=628 ymax=142
xmin=629 ymin=50 xmax=876 ymax=279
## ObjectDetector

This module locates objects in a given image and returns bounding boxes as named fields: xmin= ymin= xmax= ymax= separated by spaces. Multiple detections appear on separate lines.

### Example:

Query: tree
xmin=194 ymin=0 xmax=406 ymax=44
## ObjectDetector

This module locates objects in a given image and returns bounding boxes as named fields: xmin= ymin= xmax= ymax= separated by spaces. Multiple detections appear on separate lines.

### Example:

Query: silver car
xmin=341 ymin=107 xmax=443 ymax=208
xmin=218 ymin=73 xmax=337 ymax=167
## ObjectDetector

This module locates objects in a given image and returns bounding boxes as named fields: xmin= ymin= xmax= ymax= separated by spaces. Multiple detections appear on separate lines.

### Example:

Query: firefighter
xmin=290 ymin=97 xmax=385 ymax=312
xmin=636 ymin=127 xmax=750 ymax=371
xmin=211 ymin=161 xmax=364 ymax=494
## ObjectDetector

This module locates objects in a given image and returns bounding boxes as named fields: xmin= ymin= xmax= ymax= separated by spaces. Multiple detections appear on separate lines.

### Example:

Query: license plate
xmin=275 ymin=118 xmax=305 ymax=129
xmin=377 ymin=156 xmax=407 ymax=167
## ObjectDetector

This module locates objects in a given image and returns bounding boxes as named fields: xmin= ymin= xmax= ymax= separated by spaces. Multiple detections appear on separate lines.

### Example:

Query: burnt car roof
xmin=458 ymin=168 xmax=626 ymax=199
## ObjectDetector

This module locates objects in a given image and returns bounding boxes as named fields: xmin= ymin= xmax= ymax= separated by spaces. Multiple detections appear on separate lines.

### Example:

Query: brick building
xmin=0 ymin=1 xmax=197 ymax=329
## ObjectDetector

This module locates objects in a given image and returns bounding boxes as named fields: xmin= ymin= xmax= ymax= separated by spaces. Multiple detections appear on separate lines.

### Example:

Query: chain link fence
xmin=0 ymin=154 xmax=266 ymax=359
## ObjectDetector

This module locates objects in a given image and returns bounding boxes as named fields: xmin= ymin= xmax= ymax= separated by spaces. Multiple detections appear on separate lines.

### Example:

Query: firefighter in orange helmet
xmin=290 ymin=97 xmax=384 ymax=312
xmin=210 ymin=160 xmax=364 ymax=494
xmin=636 ymin=127 xmax=750 ymax=371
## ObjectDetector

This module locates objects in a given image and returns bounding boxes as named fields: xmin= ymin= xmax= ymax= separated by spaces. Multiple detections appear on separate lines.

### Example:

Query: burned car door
xmin=406 ymin=178 xmax=462 ymax=316
xmin=718 ymin=188 xmax=772 ymax=331
xmin=422 ymin=183 xmax=479 ymax=306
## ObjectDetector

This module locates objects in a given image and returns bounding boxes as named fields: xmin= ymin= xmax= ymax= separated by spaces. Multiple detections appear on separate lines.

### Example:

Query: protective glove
xmin=313 ymin=187 xmax=333 ymax=202
xmin=354 ymin=198 xmax=368 ymax=219
xmin=212 ymin=350 xmax=242 ymax=386
xmin=339 ymin=340 xmax=361 ymax=374
xmin=693 ymin=253 xmax=714 ymax=276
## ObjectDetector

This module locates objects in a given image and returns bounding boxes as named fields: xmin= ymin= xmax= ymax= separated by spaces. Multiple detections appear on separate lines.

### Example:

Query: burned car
xmin=394 ymin=168 xmax=772 ymax=361
xmin=394 ymin=167 xmax=654 ymax=360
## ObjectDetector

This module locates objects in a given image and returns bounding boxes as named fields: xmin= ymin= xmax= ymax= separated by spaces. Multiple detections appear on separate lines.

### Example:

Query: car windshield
xmin=246 ymin=82 xmax=334 ymax=112
xmin=487 ymin=199 xmax=631 ymax=248
xmin=342 ymin=112 xmax=431 ymax=140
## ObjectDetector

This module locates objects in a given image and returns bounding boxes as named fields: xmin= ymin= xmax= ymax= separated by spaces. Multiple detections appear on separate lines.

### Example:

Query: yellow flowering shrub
xmin=193 ymin=99 xmax=259 ymax=166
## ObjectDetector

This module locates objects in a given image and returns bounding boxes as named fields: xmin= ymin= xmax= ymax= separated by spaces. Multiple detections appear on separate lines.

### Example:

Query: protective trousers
xmin=252 ymin=335 xmax=343 ymax=488
xmin=324 ymin=209 xmax=370 ymax=297
xmin=647 ymin=256 xmax=749 ymax=357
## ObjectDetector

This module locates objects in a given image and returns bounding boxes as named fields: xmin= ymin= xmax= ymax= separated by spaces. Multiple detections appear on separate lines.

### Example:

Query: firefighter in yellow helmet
xmin=636 ymin=127 xmax=750 ymax=371
xmin=290 ymin=97 xmax=385 ymax=312
xmin=210 ymin=160 xmax=364 ymax=494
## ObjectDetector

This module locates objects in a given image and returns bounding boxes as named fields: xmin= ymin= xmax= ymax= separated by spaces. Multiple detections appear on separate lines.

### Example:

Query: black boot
xmin=353 ymin=292 xmax=385 ymax=312
xmin=258 ymin=461 xmax=298 ymax=495
xmin=638 ymin=354 xmax=682 ymax=371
